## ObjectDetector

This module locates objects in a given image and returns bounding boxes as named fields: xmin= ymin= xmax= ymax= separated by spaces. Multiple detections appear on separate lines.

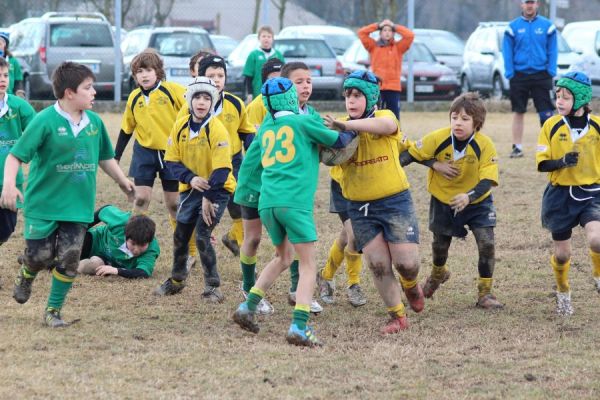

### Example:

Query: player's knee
xmin=368 ymin=261 xmax=390 ymax=279
xmin=246 ymin=236 xmax=261 ymax=252
xmin=394 ymin=258 xmax=419 ymax=277
xmin=25 ymin=246 xmax=54 ymax=271
xmin=554 ymin=251 xmax=570 ymax=265
xmin=134 ymin=194 xmax=150 ymax=209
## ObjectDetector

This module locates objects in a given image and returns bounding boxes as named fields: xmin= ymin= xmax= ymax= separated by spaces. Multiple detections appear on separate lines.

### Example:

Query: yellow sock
xmin=230 ymin=218 xmax=244 ymax=246
xmin=590 ymin=250 xmax=600 ymax=278
xmin=321 ymin=239 xmax=344 ymax=281
xmin=551 ymin=256 xmax=570 ymax=292
xmin=431 ymin=264 xmax=448 ymax=280
xmin=169 ymin=215 xmax=197 ymax=256
xmin=399 ymin=275 xmax=417 ymax=290
xmin=387 ymin=303 xmax=406 ymax=318
xmin=345 ymin=249 xmax=362 ymax=286
xmin=477 ymin=277 xmax=493 ymax=297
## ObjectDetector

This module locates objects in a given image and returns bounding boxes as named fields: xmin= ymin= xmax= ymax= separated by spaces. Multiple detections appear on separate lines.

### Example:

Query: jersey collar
xmin=53 ymin=102 xmax=91 ymax=137
xmin=0 ymin=93 xmax=8 ymax=118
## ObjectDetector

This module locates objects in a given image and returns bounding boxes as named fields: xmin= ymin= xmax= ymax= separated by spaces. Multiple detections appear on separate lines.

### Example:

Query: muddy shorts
xmin=429 ymin=195 xmax=496 ymax=238
xmin=129 ymin=141 xmax=178 ymax=190
xmin=541 ymin=184 xmax=600 ymax=240
xmin=329 ymin=179 xmax=350 ymax=222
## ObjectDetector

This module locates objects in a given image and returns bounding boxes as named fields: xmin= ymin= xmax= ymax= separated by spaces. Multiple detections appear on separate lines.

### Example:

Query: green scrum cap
xmin=343 ymin=70 xmax=381 ymax=113
xmin=261 ymin=77 xmax=299 ymax=115
xmin=556 ymin=71 xmax=592 ymax=112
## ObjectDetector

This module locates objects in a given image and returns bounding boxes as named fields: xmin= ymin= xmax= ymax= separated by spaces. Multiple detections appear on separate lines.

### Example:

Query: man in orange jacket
xmin=358 ymin=19 xmax=414 ymax=119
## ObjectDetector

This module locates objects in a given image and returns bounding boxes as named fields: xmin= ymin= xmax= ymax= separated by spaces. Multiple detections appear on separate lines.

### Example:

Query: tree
xmin=270 ymin=0 xmax=288 ymax=31
xmin=84 ymin=0 xmax=136 ymax=24
xmin=252 ymin=0 xmax=262 ymax=34
xmin=153 ymin=0 xmax=175 ymax=27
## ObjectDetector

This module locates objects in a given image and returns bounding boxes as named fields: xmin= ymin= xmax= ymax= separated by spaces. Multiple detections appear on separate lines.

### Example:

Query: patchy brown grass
xmin=1 ymin=111 xmax=600 ymax=399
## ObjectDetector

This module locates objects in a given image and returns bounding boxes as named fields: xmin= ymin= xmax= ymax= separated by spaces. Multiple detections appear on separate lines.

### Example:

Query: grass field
xmin=2 ymin=110 xmax=600 ymax=399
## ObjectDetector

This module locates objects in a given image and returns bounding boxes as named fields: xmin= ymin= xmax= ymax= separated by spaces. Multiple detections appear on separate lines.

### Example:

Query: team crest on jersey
xmin=86 ymin=123 xmax=99 ymax=136
xmin=3 ymin=108 xmax=16 ymax=120
xmin=535 ymin=28 xmax=544 ymax=35
xmin=57 ymin=126 xmax=68 ymax=136
xmin=444 ymin=152 xmax=452 ymax=161
xmin=465 ymin=154 xmax=476 ymax=164
xmin=157 ymin=97 xmax=167 ymax=105
xmin=224 ymin=113 xmax=234 ymax=123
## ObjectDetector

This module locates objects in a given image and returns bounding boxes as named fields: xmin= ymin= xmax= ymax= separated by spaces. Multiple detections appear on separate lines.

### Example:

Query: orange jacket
xmin=358 ymin=23 xmax=414 ymax=91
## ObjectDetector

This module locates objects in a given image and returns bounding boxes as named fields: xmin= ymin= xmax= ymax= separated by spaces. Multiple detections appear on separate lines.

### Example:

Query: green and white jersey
xmin=0 ymin=93 xmax=36 ymax=192
xmin=7 ymin=57 xmax=23 ymax=95
xmin=10 ymin=104 xmax=115 ymax=223
xmin=89 ymin=205 xmax=160 ymax=276
xmin=243 ymin=48 xmax=285 ymax=97
xmin=257 ymin=113 xmax=338 ymax=211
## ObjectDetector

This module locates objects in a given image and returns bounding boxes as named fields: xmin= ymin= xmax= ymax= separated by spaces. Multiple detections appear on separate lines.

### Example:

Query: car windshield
xmin=275 ymin=39 xmax=335 ymax=58
xmin=404 ymin=43 xmax=436 ymax=63
xmin=50 ymin=23 xmax=113 ymax=47
xmin=151 ymin=32 xmax=212 ymax=57
xmin=557 ymin=32 xmax=571 ymax=53
xmin=417 ymin=33 xmax=464 ymax=55
xmin=320 ymin=34 xmax=356 ymax=55
xmin=212 ymin=37 xmax=238 ymax=58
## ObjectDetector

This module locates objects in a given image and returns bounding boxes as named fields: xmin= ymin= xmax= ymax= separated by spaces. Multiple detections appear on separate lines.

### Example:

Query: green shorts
xmin=259 ymin=207 xmax=317 ymax=245
xmin=233 ymin=186 xmax=260 ymax=209
xmin=24 ymin=217 xmax=86 ymax=240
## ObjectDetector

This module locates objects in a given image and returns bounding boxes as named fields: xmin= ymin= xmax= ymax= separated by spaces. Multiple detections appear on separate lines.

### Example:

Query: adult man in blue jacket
xmin=503 ymin=0 xmax=557 ymax=158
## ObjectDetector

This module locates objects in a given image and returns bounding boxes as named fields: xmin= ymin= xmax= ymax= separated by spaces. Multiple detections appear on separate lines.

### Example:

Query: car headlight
xmin=439 ymin=74 xmax=458 ymax=83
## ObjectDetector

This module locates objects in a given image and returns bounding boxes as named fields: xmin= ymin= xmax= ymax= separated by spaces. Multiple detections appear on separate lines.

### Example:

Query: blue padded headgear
xmin=556 ymin=71 xmax=592 ymax=112
xmin=261 ymin=77 xmax=299 ymax=115
xmin=343 ymin=70 xmax=381 ymax=116
xmin=0 ymin=31 xmax=9 ymax=48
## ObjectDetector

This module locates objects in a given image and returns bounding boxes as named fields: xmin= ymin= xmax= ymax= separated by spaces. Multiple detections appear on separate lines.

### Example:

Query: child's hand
xmin=324 ymin=115 xmax=346 ymax=131
xmin=119 ymin=179 xmax=136 ymax=202
xmin=95 ymin=265 xmax=118 ymax=276
xmin=201 ymin=197 xmax=218 ymax=226
xmin=450 ymin=193 xmax=470 ymax=214
xmin=190 ymin=176 xmax=210 ymax=192
xmin=0 ymin=185 xmax=23 ymax=212
xmin=432 ymin=161 xmax=460 ymax=179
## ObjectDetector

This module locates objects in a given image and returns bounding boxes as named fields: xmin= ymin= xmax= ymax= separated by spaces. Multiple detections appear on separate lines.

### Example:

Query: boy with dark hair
xmin=0 ymin=62 xmax=134 ymax=327
xmin=0 ymin=57 xmax=36 ymax=248
xmin=233 ymin=77 xmax=357 ymax=346
xmin=115 ymin=48 xmax=187 ymax=256
xmin=196 ymin=55 xmax=256 ymax=257
xmin=155 ymin=77 xmax=235 ymax=302
xmin=243 ymin=25 xmax=285 ymax=102
xmin=78 ymin=205 xmax=160 ymax=279
xmin=189 ymin=50 xmax=215 ymax=78
xmin=403 ymin=92 xmax=502 ymax=309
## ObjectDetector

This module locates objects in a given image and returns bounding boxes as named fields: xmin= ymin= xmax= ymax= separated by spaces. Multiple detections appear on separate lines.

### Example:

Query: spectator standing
xmin=358 ymin=19 xmax=414 ymax=120
xmin=503 ymin=0 xmax=558 ymax=158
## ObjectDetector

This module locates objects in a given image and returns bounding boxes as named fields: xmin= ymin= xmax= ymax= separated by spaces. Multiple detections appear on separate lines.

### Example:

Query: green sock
xmin=292 ymin=304 xmax=310 ymax=330
xmin=46 ymin=268 xmax=75 ymax=310
xmin=240 ymin=252 xmax=257 ymax=293
xmin=289 ymin=259 xmax=299 ymax=292
xmin=246 ymin=287 xmax=264 ymax=312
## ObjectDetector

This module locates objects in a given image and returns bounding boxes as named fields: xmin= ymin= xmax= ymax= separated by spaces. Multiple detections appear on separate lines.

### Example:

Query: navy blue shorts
xmin=231 ymin=151 xmax=243 ymax=179
xmin=429 ymin=195 xmax=496 ymax=238
xmin=0 ymin=207 xmax=17 ymax=243
xmin=329 ymin=179 xmax=350 ymax=222
xmin=348 ymin=190 xmax=419 ymax=252
xmin=541 ymin=184 xmax=600 ymax=239
xmin=129 ymin=141 xmax=178 ymax=190
xmin=176 ymin=189 xmax=230 ymax=228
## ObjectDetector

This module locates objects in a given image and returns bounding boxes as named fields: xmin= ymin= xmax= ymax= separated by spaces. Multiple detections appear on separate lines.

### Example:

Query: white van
xmin=562 ymin=20 xmax=600 ymax=97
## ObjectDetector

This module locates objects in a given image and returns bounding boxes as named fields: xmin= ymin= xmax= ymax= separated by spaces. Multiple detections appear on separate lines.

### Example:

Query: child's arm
xmin=98 ymin=159 xmax=135 ymax=202
xmin=324 ymin=114 xmax=397 ymax=136
xmin=357 ymin=23 xmax=378 ymax=52
xmin=96 ymin=264 xmax=150 ymax=279
xmin=0 ymin=154 xmax=24 ymax=212
xmin=393 ymin=24 xmax=415 ymax=54
xmin=114 ymin=130 xmax=133 ymax=162
xmin=450 ymin=179 xmax=494 ymax=213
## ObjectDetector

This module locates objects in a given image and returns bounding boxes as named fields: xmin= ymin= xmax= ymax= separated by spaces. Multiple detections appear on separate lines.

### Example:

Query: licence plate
xmin=415 ymin=85 xmax=434 ymax=93
xmin=171 ymin=68 xmax=189 ymax=77
xmin=311 ymin=68 xmax=322 ymax=77
xmin=84 ymin=63 xmax=100 ymax=73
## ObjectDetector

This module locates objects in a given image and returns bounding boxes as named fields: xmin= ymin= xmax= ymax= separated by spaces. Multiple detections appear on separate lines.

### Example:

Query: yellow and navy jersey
xmin=409 ymin=127 xmax=499 ymax=205
xmin=177 ymin=91 xmax=255 ymax=156
xmin=121 ymin=81 xmax=186 ymax=150
xmin=536 ymin=114 xmax=600 ymax=186
xmin=164 ymin=115 xmax=236 ymax=194
xmin=336 ymin=109 xmax=411 ymax=201
xmin=247 ymin=94 xmax=267 ymax=127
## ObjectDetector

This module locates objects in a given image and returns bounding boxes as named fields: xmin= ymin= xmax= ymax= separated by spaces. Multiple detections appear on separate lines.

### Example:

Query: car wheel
xmin=491 ymin=74 xmax=503 ymax=100
xmin=461 ymin=75 xmax=471 ymax=94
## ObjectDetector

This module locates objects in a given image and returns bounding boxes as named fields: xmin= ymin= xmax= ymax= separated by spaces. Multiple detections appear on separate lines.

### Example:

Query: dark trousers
xmin=379 ymin=90 xmax=401 ymax=120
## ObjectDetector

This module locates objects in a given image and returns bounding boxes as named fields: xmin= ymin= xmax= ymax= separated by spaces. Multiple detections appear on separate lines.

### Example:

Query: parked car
xmin=341 ymin=39 xmax=460 ymax=100
xmin=562 ymin=20 xmax=600 ymax=97
xmin=9 ymin=11 xmax=120 ymax=99
xmin=225 ymin=34 xmax=345 ymax=99
xmin=278 ymin=25 xmax=357 ymax=57
xmin=210 ymin=34 xmax=238 ymax=58
xmin=414 ymin=28 xmax=464 ymax=77
xmin=121 ymin=26 xmax=215 ymax=94
xmin=461 ymin=21 xmax=580 ymax=99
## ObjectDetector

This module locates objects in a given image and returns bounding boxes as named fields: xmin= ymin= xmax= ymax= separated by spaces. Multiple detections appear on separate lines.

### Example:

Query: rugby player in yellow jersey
xmin=536 ymin=72 xmax=600 ymax=316
xmin=403 ymin=92 xmax=502 ymax=309
xmin=323 ymin=71 xmax=424 ymax=334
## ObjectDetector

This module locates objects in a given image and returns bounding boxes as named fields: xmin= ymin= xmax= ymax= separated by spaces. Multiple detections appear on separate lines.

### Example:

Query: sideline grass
xmin=1 ymin=111 xmax=599 ymax=399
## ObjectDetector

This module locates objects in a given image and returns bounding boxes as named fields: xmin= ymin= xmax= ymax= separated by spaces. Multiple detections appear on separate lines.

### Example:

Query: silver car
xmin=10 ymin=12 xmax=119 ymax=99
xmin=461 ymin=21 xmax=580 ymax=99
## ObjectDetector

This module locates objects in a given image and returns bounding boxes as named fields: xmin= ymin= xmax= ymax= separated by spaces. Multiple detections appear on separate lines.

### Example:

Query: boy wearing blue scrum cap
xmin=323 ymin=70 xmax=423 ymax=334
xmin=233 ymin=77 xmax=357 ymax=347
xmin=155 ymin=77 xmax=235 ymax=302
xmin=0 ymin=32 xmax=25 ymax=98
xmin=536 ymin=71 xmax=600 ymax=316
